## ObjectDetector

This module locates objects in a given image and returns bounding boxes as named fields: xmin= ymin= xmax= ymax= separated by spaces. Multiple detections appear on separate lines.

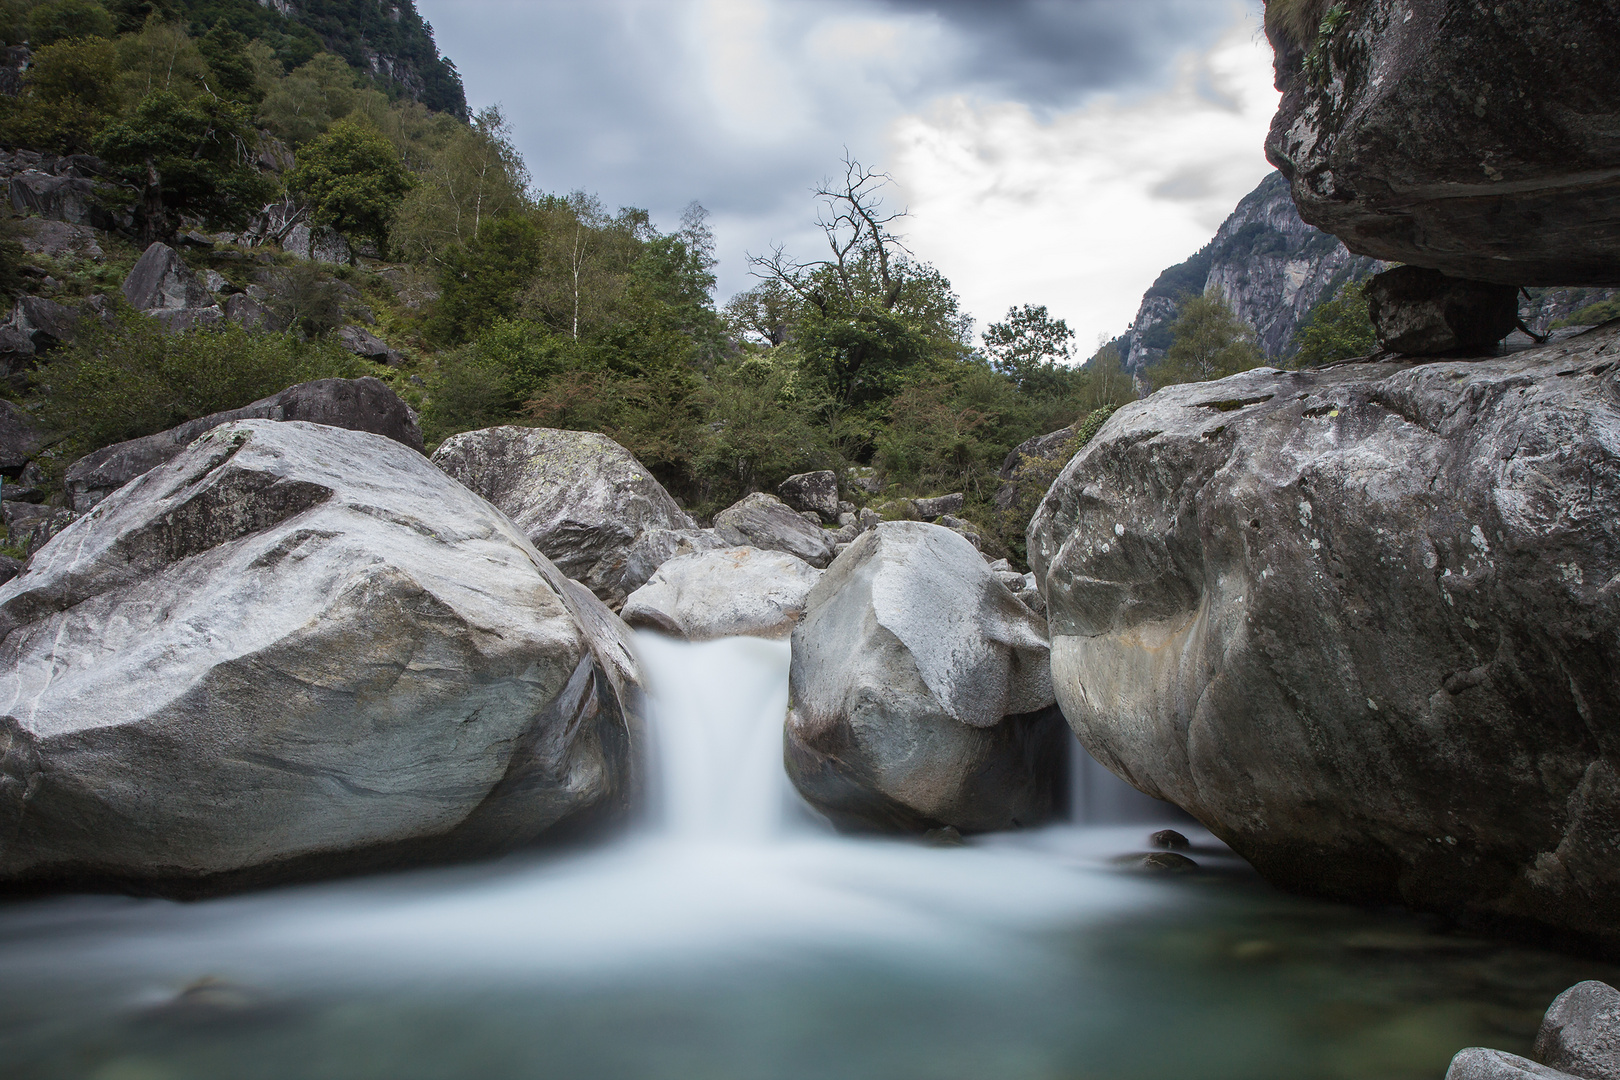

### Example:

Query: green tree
xmin=432 ymin=213 xmax=542 ymax=344
xmin=983 ymin=303 xmax=1076 ymax=391
xmin=695 ymin=352 xmax=829 ymax=498
xmin=1146 ymin=291 xmax=1265 ymax=390
xmin=1290 ymin=280 xmax=1376 ymax=367
xmin=286 ymin=117 xmax=416 ymax=253
xmin=197 ymin=20 xmax=263 ymax=105
xmin=258 ymin=52 xmax=357 ymax=146
xmin=0 ymin=35 xmax=119 ymax=153
xmin=116 ymin=17 xmax=210 ymax=101
xmin=389 ymin=105 xmax=530 ymax=264
xmin=95 ymin=90 xmax=281 ymax=242
xmin=24 ymin=0 xmax=113 ymax=46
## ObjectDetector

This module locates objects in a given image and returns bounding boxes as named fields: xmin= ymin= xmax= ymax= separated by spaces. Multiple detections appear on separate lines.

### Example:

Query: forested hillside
xmin=0 ymin=0 xmax=1134 ymax=568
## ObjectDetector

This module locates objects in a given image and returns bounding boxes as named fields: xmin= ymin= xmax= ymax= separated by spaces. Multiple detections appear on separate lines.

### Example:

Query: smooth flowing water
xmin=1 ymin=632 xmax=1615 ymax=1080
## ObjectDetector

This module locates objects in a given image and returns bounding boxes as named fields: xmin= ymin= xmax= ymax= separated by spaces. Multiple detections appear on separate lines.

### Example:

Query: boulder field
xmin=786 ymin=522 xmax=1067 ymax=834
xmin=0 ymin=420 xmax=640 ymax=894
xmin=1028 ymin=324 xmax=1620 ymax=953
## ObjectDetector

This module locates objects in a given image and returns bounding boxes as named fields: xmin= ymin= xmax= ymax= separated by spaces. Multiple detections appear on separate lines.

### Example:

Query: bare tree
xmin=749 ymin=152 xmax=911 ymax=313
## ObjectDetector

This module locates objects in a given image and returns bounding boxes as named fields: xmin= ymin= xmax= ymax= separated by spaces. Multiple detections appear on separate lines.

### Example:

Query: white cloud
xmin=886 ymin=5 xmax=1279 ymax=351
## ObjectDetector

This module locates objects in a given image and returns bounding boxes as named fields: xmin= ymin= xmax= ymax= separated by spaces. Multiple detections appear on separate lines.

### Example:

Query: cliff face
xmin=1263 ymin=0 xmax=1620 ymax=286
xmin=1121 ymin=171 xmax=1381 ymax=375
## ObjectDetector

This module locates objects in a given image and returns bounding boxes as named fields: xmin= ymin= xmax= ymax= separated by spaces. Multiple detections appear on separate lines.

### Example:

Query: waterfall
xmin=633 ymin=630 xmax=798 ymax=842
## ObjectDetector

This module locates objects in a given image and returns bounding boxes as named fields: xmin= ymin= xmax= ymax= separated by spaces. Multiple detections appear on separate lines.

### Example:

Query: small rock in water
xmin=1150 ymin=828 xmax=1190 ymax=850
xmin=142 ymin=977 xmax=270 ymax=1026
xmin=1132 ymin=851 xmax=1198 ymax=874
xmin=923 ymin=826 xmax=964 ymax=847
xmin=1534 ymin=981 xmax=1620 ymax=1080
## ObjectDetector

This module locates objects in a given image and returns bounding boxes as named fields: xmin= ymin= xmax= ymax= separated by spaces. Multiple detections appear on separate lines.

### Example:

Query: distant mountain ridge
xmin=1119 ymin=171 xmax=1380 ymax=376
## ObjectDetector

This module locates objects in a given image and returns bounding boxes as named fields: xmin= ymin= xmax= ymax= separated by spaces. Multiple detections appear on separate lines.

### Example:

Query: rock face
xmin=622 ymin=547 xmax=821 ymax=641
xmin=1264 ymin=0 xmax=1620 ymax=286
xmin=776 ymin=470 xmax=840 ymax=522
xmin=713 ymin=492 xmax=835 ymax=569
xmin=1448 ymin=980 xmax=1620 ymax=1080
xmin=1028 ymin=324 xmax=1620 ymax=954
xmin=431 ymin=426 xmax=697 ymax=607
xmin=1366 ymin=267 xmax=1522 ymax=355
xmin=786 ymin=522 xmax=1066 ymax=834
xmin=1121 ymin=171 xmax=1383 ymax=374
xmin=0 ymin=401 xmax=41 ymax=473
xmin=122 ymin=242 xmax=213 ymax=311
xmin=0 ymin=420 xmax=639 ymax=894
xmin=65 ymin=376 xmax=424 ymax=512
xmin=620 ymin=527 xmax=728 ymax=596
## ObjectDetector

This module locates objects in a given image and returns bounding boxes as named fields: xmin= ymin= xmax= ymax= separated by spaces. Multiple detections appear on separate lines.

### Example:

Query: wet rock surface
xmin=1264 ymin=0 xmax=1620 ymax=286
xmin=0 ymin=420 xmax=640 ymax=894
xmin=1028 ymin=323 xmax=1620 ymax=954
xmin=622 ymin=546 xmax=821 ymax=641
xmin=786 ymin=521 xmax=1065 ymax=834
xmin=64 ymin=376 xmax=424 ymax=512
xmin=431 ymin=426 xmax=696 ymax=607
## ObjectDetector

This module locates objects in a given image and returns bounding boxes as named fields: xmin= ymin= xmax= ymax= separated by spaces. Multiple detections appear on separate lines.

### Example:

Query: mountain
xmin=180 ymin=0 xmax=467 ymax=118
xmin=1119 ymin=171 xmax=1380 ymax=377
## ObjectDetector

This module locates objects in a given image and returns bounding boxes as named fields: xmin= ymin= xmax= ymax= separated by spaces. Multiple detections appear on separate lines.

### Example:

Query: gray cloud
xmin=416 ymin=0 xmax=1255 ymax=301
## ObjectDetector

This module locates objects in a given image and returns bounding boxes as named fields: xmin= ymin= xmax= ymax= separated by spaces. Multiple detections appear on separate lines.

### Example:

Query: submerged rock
xmin=1028 ymin=325 xmax=1620 ymax=954
xmin=622 ymin=546 xmax=821 ymax=641
xmin=64 ymin=376 xmax=424 ymax=512
xmin=786 ymin=522 xmax=1066 ymax=834
xmin=1264 ymin=0 xmax=1620 ymax=286
xmin=431 ymin=426 xmax=696 ymax=607
xmin=713 ymin=492 xmax=835 ymax=569
xmin=0 ymin=420 xmax=640 ymax=894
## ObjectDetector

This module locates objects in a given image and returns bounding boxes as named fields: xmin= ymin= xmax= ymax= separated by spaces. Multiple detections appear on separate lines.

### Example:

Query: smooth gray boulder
xmin=148 ymin=306 xmax=225 ymax=334
xmin=64 ymin=376 xmax=424 ymax=512
xmin=223 ymin=292 xmax=282 ymax=332
xmin=1027 ymin=324 xmax=1620 ymax=954
xmin=121 ymin=242 xmax=211 ymax=311
xmin=777 ymin=470 xmax=839 ymax=522
xmin=620 ymin=526 xmax=729 ymax=595
xmin=336 ymin=324 xmax=404 ymax=365
xmin=713 ymin=492 xmax=835 ymax=569
xmin=785 ymin=522 xmax=1065 ymax=834
xmin=1536 ymin=982 xmax=1620 ymax=1080
xmin=431 ymin=426 xmax=697 ymax=607
xmin=1446 ymin=1049 xmax=1575 ymax=1080
xmin=0 ymin=419 xmax=640 ymax=894
xmin=1365 ymin=266 xmax=1520 ymax=355
xmin=622 ymin=546 xmax=821 ymax=641
xmin=8 ymin=171 xmax=94 ymax=225
xmin=13 ymin=218 xmax=102 ymax=259
xmin=912 ymin=492 xmax=965 ymax=518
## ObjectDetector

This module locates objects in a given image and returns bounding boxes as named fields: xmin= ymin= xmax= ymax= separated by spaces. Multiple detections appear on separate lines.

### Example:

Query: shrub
xmin=34 ymin=309 xmax=364 ymax=464
xmin=1290 ymin=280 xmax=1376 ymax=367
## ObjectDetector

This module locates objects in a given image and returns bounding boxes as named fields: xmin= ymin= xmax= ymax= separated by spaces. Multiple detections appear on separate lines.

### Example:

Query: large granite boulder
xmin=622 ymin=546 xmax=821 ymax=641
xmin=0 ymin=400 xmax=41 ymax=473
xmin=431 ymin=426 xmax=697 ymax=607
xmin=1264 ymin=0 xmax=1620 ymax=286
xmin=64 ymin=376 xmax=424 ymax=512
xmin=121 ymin=242 xmax=211 ymax=311
xmin=713 ymin=492 xmax=835 ymax=569
xmin=0 ymin=420 xmax=641 ymax=894
xmin=994 ymin=426 xmax=1076 ymax=512
xmin=620 ymin=526 xmax=728 ymax=596
xmin=8 ymin=171 xmax=94 ymax=225
xmin=777 ymin=470 xmax=839 ymax=522
xmin=1027 ymin=324 xmax=1620 ymax=953
xmin=1365 ymin=266 xmax=1521 ymax=355
xmin=786 ymin=522 xmax=1066 ymax=834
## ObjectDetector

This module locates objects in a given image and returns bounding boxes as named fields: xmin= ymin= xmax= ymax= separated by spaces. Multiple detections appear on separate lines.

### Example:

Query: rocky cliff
xmin=1120 ymin=171 xmax=1382 ymax=376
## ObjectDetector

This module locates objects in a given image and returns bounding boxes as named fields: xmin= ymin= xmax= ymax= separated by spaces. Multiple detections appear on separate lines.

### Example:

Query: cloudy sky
xmin=414 ymin=0 xmax=1278 ymax=353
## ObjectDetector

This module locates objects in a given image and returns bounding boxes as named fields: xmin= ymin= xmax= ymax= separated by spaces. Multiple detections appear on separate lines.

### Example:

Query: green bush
xmin=1552 ymin=298 xmax=1620 ymax=330
xmin=1290 ymin=280 xmax=1376 ymax=367
xmin=287 ymin=117 xmax=417 ymax=253
xmin=35 ymin=309 xmax=364 ymax=464
xmin=25 ymin=0 xmax=113 ymax=47
xmin=0 ymin=35 xmax=119 ymax=154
